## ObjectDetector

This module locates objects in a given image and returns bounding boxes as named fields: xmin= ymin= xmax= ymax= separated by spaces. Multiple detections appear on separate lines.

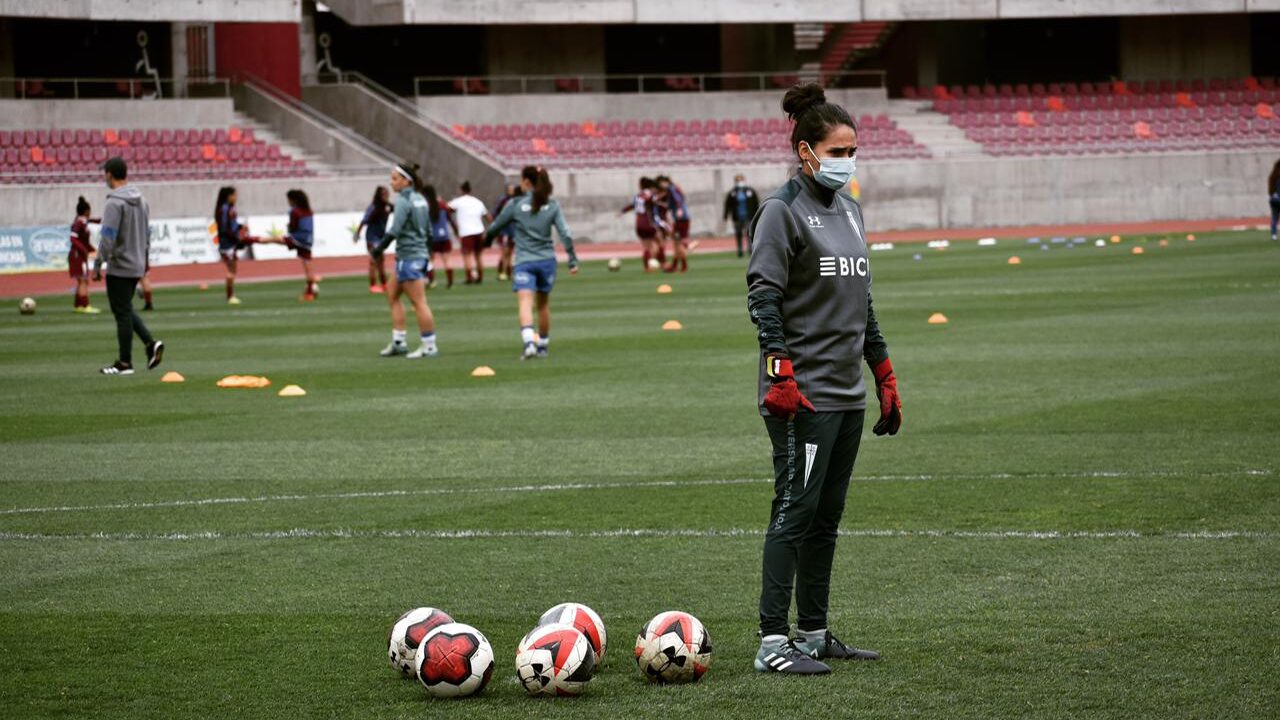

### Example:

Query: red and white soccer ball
xmin=387 ymin=607 xmax=454 ymax=676
xmin=634 ymin=611 xmax=713 ymax=684
xmin=515 ymin=623 xmax=597 ymax=696
xmin=414 ymin=622 xmax=495 ymax=698
xmin=537 ymin=602 xmax=607 ymax=665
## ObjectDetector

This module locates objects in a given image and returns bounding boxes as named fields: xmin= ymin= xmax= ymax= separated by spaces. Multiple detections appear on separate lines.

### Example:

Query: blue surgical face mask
xmin=802 ymin=142 xmax=855 ymax=190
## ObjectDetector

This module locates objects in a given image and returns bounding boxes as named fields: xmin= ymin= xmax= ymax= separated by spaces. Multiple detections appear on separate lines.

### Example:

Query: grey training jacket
xmin=747 ymin=173 xmax=875 ymax=414
xmin=96 ymin=184 xmax=151 ymax=278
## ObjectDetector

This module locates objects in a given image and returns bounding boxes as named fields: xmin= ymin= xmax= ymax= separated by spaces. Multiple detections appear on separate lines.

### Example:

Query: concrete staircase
xmin=230 ymin=110 xmax=336 ymax=175
xmin=888 ymin=99 xmax=987 ymax=158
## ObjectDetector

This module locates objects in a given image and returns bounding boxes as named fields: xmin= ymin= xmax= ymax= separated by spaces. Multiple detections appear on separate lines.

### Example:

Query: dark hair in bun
xmin=782 ymin=82 xmax=856 ymax=156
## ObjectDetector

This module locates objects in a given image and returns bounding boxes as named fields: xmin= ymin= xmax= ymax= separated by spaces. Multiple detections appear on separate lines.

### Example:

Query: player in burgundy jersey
xmin=491 ymin=184 xmax=518 ymax=280
xmin=620 ymin=177 xmax=666 ymax=272
xmin=657 ymin=175 xmax=691 ymax=273
xmin=69 ymin=196 xmax=101 ymax=314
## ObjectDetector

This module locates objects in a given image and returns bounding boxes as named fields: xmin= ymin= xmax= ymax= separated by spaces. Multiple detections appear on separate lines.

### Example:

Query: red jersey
xmin=69 ymin=215 xmax=94 ymax=255
xmin=625 ymin=191 xmax=656 ymax=233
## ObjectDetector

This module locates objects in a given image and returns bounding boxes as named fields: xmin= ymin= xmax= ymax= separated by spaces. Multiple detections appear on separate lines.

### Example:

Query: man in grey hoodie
xmin=93 ymin=157 xmax=163 ymax=375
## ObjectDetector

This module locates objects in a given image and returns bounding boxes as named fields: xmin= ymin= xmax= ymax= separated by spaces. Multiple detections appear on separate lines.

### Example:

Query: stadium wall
xmin=0 ymin=99 xmax=236 ymax=128
xmin=0 ymin=0 xmax=300 ymax=22
xmin=416 ymin=89 xmax=891 ymax=126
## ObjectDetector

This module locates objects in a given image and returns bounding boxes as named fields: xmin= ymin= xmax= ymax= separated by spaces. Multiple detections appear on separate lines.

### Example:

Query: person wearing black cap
xmin=92 ymin=157 xmax=163 ymax=375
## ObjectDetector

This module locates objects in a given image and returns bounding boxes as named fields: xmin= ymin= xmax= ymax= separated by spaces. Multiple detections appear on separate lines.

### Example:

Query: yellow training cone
xmin=278 ymin=384 xmax=306 ymax=397
xmin=1186 ymin=233 xmax=1196 ymax=241
xmin=217 ymin=375 xmax=271 ymax=389
xmin=662 ymin=320 xmax=683 ymax=331
xmin=1132 ymin=246 xmax=1145 ymax=255
xmin=927 ymin=313 xmax=949 ymax=325
xmin=160 ymin=371 xmax=185 ymax=383
xmin=1110 ymin=235 xmax=1121 ymax=244
xmin=656 ymin=284 xmax=673 ymax=294
xmin=471 ymin=366 xmax=496 ymax=377
xmin=1007 ymin=256 xmax=1022 ymax=265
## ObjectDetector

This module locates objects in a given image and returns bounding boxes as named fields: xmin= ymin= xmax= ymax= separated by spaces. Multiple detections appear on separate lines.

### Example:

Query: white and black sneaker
xmin=521 ymin=342 xmax=538 ymax=360
xmin=100 ymin=361 xmax=134 ymax=376
xmin=794 ymin=630 xmax=880 ymax=661
xmin=379 ymin=341 xmax=409 ymax=357
xmin=754 ymin=639 xmax=831 ymax=675
xmin=145 ymin=340 xmax=164 ymax=370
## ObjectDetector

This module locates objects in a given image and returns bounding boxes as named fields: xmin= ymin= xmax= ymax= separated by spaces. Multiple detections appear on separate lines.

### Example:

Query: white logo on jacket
xmin=806 ymin=216 xmax=823 ymax=228
xmin=845 ymin=211 xmax=863 ymax=240
xmin=819 ymin=256 xmax=869 ymax=277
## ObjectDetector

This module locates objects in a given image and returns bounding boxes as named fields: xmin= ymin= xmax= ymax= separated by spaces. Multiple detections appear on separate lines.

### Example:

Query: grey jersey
xmin=747 ymin=173 xmax=873 ymax=414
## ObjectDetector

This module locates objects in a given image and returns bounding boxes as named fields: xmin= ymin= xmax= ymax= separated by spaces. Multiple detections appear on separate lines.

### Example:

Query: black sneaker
xmin=100 ymin=361 xmax=134 ymax=376
xmin=145 ymin=340 xmax=164 ymax=370
xmin=754 ymin=640 xmax=831 ymax=675
xmin=795 ymin=631 xmax=880 ymax=661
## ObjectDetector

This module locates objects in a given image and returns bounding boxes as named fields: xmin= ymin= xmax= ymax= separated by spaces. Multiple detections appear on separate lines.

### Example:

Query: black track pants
xmin=759 ymin=410 xmax=864 ymax=637
xmin=106 ymin=274 xmax=153 ymax=365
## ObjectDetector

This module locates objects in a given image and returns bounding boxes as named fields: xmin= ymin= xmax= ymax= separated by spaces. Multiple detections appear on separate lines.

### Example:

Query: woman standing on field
xmin=746 ymin=83 xmax=901 ymax=675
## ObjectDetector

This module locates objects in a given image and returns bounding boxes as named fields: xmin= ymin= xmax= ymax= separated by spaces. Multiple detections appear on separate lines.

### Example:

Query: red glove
xmin=871 ymin=358 xmax=902 ymax=436
xmin=763 ymin=354 xmax=815 ymax=419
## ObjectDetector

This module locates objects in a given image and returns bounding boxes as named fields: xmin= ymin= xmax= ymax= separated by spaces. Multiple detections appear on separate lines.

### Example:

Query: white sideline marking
xmin=0 ymin=469 xmax=1268 ymax=517
xmin=0 ymin=527 xmax=1274 ymax=542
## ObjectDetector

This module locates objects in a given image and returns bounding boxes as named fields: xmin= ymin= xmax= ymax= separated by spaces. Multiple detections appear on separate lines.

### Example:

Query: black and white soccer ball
xmin=607 ymin=258 xmax=621 ymax=272
xmin=18 ymin=297 xmax=36 ymax=315
xmin=387 ymin=607 xmax=453 ymax=676
xmin=516 ymin=623 xmax=597 ymax=696
xmin=634 ymin=610 xmax=713 ymax=684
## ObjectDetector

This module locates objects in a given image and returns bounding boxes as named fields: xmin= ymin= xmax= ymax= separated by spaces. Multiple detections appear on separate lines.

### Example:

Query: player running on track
xmin=449 ymin=181 xmax=492 ymax=284
xmin=354 ymin=185 xmax=392 ymax=293
xmin=483 ymin=165 xmax=579 ymax=359
xmin=747 ymin=83 xmax=900 ymax=675
xmin=69 ymin=195 xmax=101 ymax=314
xmin=372 ymin=162 xmax=438 ymax=359
xmin=423 ymin=184 xmax=457 ymax=290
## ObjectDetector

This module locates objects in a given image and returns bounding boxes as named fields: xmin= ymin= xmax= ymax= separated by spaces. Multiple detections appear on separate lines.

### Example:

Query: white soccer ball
xmin=387 ymin=607 xmax=454 ymax=676
xmin=537 ymin=602 xmax=607 ymax=665
xmin=607 ymin=258 xmax=621 ymax=272
xmin=19 ymin=297 xmax=36 ymax=315
xmin=634 ymin=610 xmax=713 ymax=684
xmin=414 ymin=622 xmax=495 ymax=698
xmin=646 ymin=258 xmax=661 ymax=270
xmin=516 ymin=623 xmax=597 ymax=696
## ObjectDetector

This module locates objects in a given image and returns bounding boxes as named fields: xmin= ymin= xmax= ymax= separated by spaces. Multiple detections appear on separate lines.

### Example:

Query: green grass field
xmin=1 ymin=231 xmax=1278 ymax=719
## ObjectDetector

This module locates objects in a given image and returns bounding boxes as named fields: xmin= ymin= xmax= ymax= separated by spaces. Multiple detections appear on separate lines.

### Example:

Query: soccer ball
xmin=537 ymin=602 xmax=607 ymax=665
xmin=607 ymin=258 xmax=621 ymax=272
xmin=634 ymin=611 xmax=713 ymax=684
xmin=387 ymin=607 xmax=454 ymax=676
xmin=516 ymin=623 xmax=597 ymax=696
xmin=415 ymin=622 xmax=495 ymax=698
xmin=646 ymin=258 xmax=661 ymax=270
xmin=19 ymin=297 xmax=36 ymax=315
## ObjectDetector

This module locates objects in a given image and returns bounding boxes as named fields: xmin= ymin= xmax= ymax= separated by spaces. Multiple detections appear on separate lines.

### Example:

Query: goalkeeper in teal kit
xmin=746 ymin=84 xmax=903 ymax=675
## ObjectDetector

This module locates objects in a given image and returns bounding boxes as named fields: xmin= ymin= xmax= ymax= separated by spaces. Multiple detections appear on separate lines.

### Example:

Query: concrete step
xmin=886 ymin=99 xmax=986 ymax=158
xmin=231 ymin=111 xmax=334 ymax=173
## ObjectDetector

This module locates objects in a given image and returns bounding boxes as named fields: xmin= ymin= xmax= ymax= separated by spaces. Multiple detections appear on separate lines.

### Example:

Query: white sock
xmin=797 ymin=628 xmax=826 ymax=645
xmin=420 ymin=332 xmax=436 ymax=352
xmin=760 ymin=634 xmax=788 ymax=651
xmin=392 ymin=329 xmax=407 ymax=344
xmin=537 ymin=334 xmax=549 ymax=349
xmin=520 ymin=325 xmax=536 ymax=345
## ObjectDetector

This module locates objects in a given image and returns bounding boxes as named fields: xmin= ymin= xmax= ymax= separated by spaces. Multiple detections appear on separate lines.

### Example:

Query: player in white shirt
xmin=447 ymin=181 xmax=493 ymax=285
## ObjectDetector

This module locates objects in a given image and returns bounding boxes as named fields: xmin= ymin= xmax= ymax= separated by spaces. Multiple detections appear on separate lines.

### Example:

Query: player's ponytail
xmin=213 ymin=186 xmax=234 ymax=226
xmin=423 ymin=184 xmax=440 ymax=223
xmin=783 ymin=82 xmax=856 ymax=157
xmin=523 ymin=165 xmax=553 ymax=213
xmin=76 ymin=195 xmax=90 ymax=217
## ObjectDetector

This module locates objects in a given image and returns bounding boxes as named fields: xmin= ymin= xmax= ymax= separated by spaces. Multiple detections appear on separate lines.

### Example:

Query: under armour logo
xmin=806 ymin=216 xmax=823 ymax=228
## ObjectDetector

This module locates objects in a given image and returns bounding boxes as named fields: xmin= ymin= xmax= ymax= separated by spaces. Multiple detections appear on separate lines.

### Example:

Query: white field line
xmin=0 ymin=469 xmax=1270 ymax=517
xmin=0 ymin=527 xmax=1275 ymax=542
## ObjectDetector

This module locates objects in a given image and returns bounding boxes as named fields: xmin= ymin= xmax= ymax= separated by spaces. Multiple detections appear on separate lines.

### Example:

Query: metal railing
xmin=413 ymin=70 xmax=886 ymax=97
xmin=237 ymin=72 xmax=399 ymax=167
xmin=0 ymin=76 xmax=231 ymax=100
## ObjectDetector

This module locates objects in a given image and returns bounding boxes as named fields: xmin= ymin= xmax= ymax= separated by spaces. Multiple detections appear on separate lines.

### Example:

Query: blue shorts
xmin=512 ymin=259 xmax=557 ymax=294
xmin=396 ymin=257 xmax=429 ymax=283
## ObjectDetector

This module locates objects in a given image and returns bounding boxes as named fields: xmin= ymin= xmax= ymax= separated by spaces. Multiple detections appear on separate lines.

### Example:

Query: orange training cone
xmin=927 ymin=313 xmax=949 ymax=325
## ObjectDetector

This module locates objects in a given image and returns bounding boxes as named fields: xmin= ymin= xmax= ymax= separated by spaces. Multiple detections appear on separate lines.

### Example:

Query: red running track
xmin=0 ymin=216 xmax=1267 ymax=299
